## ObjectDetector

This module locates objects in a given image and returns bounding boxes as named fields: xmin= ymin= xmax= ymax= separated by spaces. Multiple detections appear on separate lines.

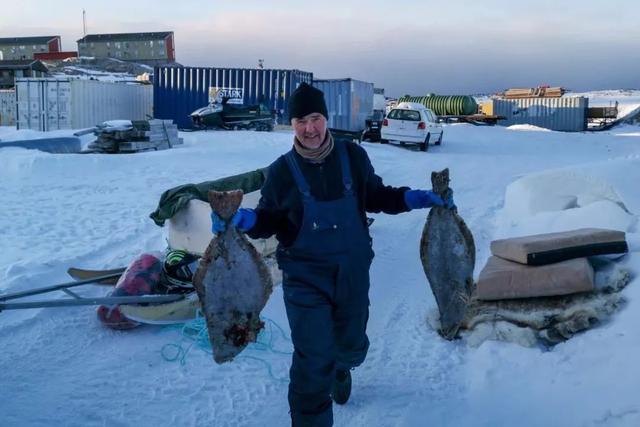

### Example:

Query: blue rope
xmin=161 ymin=310 xmax=292 ymax=383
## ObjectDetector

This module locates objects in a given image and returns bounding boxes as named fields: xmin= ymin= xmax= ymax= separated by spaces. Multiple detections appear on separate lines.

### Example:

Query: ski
xmin=67 ymin=267 xmax=127 ymax=285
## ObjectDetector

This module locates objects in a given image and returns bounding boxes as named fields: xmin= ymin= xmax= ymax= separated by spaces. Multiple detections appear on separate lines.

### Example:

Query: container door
xmin=44 ymin=80 xmax=71 ymax=131
xmin=16 ymin=80 xmax=44 ymax=131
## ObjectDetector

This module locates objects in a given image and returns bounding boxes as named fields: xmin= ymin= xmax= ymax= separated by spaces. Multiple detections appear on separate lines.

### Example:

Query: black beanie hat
xmin=288 ymin=82 xmax=328 ymax=120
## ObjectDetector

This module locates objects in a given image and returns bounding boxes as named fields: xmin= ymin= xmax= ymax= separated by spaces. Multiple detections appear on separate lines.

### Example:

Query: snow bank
xmin=507 ymin=124 xmax=552 ymax=132
xmin=496 ymin=160 xmax=640 ymax=239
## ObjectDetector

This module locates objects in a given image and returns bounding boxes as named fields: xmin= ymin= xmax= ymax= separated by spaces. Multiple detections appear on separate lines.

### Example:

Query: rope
xmin=161 ymin=310 xmax=292 ymax=383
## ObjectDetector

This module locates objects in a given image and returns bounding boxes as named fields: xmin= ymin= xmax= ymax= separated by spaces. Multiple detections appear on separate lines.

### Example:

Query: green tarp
xmin=149 ymin=168 xmax=268 ymax=226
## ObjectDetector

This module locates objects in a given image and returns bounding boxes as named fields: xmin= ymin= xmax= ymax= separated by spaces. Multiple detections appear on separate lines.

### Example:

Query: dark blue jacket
xmin=247 ymin=141 xmax=410 ymax=247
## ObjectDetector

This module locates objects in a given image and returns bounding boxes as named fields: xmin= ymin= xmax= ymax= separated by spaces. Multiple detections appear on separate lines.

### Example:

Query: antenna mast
xmin=82 ymin=9 xmax=87 ymax=37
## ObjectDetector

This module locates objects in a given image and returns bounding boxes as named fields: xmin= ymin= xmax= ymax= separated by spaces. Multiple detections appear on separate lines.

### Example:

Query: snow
xmin=506 ymin=124 xmax=552 ymax=132
xmin=1 ymin=119 xmax=640 ymax=426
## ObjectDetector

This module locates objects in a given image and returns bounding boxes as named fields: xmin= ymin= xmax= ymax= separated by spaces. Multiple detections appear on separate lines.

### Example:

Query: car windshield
xmin=387 ymin=109 xmax=421 ymax=121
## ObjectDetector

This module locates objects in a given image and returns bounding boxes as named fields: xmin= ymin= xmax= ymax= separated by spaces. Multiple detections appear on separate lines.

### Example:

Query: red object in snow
xmin=96 ymin=253 xmax=163 ymax=330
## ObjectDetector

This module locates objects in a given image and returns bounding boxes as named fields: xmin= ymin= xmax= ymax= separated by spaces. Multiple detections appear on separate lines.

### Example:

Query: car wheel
xmin=420 ymin=133 xmax=430 ymax=152
xmin=380 ymin=139 xmax=388 ymax=144
xmin=435 ymin=132 xmax=443 ymax=146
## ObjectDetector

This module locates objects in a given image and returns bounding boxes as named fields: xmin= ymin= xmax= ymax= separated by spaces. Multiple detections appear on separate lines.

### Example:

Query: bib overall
xmin=278 ymin=141 xmax=374 ymax=426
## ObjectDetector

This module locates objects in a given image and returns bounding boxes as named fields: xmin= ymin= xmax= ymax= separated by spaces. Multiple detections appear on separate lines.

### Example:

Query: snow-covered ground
xmin=1 ymin=122 xmax=639 ymax=426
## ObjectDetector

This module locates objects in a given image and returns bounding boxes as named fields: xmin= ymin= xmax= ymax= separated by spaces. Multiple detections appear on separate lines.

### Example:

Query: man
xmin=212 ymin=82 xmax=453 ymax=426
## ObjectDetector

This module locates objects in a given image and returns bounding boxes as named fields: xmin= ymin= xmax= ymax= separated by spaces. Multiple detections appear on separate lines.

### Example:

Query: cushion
xmin=477 ymin=256 xmax=594 ymax=301
xmin=490 ymin=228 xmax=627 ymax=266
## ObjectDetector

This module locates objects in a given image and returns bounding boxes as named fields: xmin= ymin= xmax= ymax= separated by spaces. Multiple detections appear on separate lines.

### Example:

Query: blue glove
xmin=211 ymin=211 xmax=227 ymax=233
xmin=210 ymin=208 xmax=257 ymax=233
xmin=404 ymin=189 xmax=455 ymax=210
xmin=231 ymin=208 xmax=257 ymax=232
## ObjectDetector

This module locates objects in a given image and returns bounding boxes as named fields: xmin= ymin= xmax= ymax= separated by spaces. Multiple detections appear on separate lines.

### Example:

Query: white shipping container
xmin=373 ymin=93 xmax=386 ymax=112
xmin=0 ymin=89 xmax=16 ymax=126
xmin=15 ymin=78 xmax=153 ymax=131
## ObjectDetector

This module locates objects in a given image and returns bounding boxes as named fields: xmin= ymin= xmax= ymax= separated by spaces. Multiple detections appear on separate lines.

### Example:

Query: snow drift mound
xmin=496 ymin=160 xmax=640 ymax=240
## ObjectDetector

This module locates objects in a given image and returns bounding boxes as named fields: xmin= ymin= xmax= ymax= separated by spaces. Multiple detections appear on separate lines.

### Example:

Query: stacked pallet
xmin=89 ymin=119 xmax=183 ymax=153
xmin=502 ymin=87 xmax=565 ymax=99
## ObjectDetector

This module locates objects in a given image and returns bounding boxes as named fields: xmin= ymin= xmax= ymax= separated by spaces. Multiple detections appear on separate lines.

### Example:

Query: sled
xmin=0 ymin=273 xmax=183 ymax=312
xmin=67 ymin=267 xmax=126 ymax=284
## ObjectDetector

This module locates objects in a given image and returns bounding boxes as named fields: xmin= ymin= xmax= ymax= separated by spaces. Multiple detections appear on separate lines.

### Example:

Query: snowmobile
xmin=190 ymin=97 xmax=275 ymax=131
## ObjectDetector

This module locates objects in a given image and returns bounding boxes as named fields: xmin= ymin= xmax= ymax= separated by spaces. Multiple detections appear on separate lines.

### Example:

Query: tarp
xmin=149 ymin=168 xmax=268 ymax=226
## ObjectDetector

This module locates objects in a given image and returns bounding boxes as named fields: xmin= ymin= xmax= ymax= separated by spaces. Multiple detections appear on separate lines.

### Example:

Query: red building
xmin=34 ymin=51 xmax=78 ymax=61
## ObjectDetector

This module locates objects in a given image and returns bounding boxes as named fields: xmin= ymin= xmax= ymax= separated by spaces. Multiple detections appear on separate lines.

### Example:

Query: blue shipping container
xmin=493 ymin=97 xmax=588 ymax=132
xmin=154 ymin=66 xmax=313 ymax=129
xmin=313 ymin=79 xmax=374 ymax=133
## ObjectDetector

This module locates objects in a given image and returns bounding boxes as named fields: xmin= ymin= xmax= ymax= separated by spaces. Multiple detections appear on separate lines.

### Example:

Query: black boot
xmin=330 ymin=369 xmax=352 ymax=405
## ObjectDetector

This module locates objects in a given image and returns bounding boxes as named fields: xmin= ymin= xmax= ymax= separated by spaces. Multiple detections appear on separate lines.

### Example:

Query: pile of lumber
xmin=89 ymin=119 xmax=183 ymax=153
xmin=502 ymin=86 xmax=565 ymax=99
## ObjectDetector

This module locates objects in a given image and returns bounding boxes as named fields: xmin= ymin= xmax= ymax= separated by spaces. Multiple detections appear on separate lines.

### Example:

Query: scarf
xmin=293 ymin=131 xmax=334 ymax=163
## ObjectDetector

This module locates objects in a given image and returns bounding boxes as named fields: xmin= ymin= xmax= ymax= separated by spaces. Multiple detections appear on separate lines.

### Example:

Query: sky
xmin=3 ymin=0 xmax=639 ymax=97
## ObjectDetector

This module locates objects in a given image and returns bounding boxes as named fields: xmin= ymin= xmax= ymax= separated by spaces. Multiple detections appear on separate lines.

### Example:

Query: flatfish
xmin=420 ymin=168 xmax=475 ymax=339
xmin=193 ymin=190 xmax=274 ymax=363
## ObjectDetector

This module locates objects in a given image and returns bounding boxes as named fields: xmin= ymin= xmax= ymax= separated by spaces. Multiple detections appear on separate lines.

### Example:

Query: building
xmin=77 ymin=32 xmax=175 ymax=64
xmin=34 ymin=51 xmax=78 ymax=61
xmin=0 ymin=60 xmax=48 ymax=89
xmin=0 ymin=36 xmax=61 ymax=60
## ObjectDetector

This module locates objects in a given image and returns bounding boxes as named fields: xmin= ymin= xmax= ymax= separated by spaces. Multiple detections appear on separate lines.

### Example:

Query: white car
xmin=380 ymin=102 xmax=443 ymax=151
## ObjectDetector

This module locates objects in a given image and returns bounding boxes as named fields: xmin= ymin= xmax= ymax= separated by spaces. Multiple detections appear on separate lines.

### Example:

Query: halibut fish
xmin=193 ymin=190 xmax=274 ymax=363
xmin=420 ymin=169 xmax=475 ymax=339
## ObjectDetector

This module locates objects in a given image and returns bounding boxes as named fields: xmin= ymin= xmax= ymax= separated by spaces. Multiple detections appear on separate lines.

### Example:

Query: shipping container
xmin=490 ymin=97 xmax=588 ymax=132
xmin=0 ymin=89 xmax=16 ymax=126
xmin=313 ymin=78 xmax=374 ymax=133
xmin=153 ymin=66 xmax=313 ymax=129
xmin=373 ymin=87 xmax=386 ymax=111
xmin=15 ymin=78 xmax=153 ymax=131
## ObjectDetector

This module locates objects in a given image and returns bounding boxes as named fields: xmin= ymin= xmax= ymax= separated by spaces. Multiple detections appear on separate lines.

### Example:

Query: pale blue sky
xmin=3 ymin=0 xmax=639 ymax=96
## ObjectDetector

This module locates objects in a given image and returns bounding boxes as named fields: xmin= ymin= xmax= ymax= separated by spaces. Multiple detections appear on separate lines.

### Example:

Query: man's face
xmin=292 ymin=113 xmax=327 ymax=149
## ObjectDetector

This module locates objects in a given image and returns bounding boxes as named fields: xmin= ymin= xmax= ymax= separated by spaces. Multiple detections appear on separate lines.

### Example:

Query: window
xmin=150 ymin=40 xmax=154 ymax=47
xmin=107 ymin=42 xmax=110 ymax=47
xmin=115 ymin=42 xmax=121 ymax=49
xmin=388 ymin=109 xmax=421 ymax=121
xmin=159 ymin=40 xmax=164 ymax=47
xmin=20 ymin=45 xmax=25 ymax=50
